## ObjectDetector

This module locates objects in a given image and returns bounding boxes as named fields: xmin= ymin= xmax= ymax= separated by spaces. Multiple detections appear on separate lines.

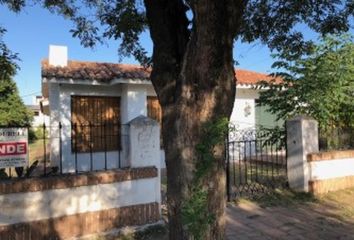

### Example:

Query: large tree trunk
xmin=145 ymin=0 xmax=245 ymax=239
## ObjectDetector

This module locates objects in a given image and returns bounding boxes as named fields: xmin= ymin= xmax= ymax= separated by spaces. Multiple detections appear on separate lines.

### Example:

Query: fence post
xmin=286 ymin=116 xmax=318 ymax=192
xmin=59 ymin=122 xmax=62 ymax=174
xmin=43 ymin=123 xmax=47 ymax=176
xmin=127 ymin=115 xmax=161 ymax=207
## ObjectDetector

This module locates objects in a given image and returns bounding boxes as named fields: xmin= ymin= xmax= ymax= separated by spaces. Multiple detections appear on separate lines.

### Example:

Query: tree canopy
xmin=0 ymin=29 xmax=32 ymax=126
xmin=1 ymin=1 xmax=353 ymax=65
xmin=257 ymin=33 xmax=354 ymax=149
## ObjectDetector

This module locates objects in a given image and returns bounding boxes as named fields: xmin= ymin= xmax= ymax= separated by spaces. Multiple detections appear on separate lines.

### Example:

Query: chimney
xmin=48 ymin=45 xmax=68 ymax=67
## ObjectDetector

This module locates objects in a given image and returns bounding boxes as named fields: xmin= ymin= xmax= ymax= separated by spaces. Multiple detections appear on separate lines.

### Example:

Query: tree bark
xmin=145 ymin=0 xmax=245 ymax=239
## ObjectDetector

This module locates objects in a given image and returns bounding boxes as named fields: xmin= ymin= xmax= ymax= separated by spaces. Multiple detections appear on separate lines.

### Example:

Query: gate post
xmin=286 ymin=116 xmax=318 ymax=192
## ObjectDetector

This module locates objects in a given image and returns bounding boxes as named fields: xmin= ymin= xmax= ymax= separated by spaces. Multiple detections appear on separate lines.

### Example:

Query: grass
xmin=235 ymin=188 xmax=317 ymax=208
xmin=29 ymin=139 xmax=49 ymax=164
xmin=316 ymin=187 xmax=354 ymax=220
xmin=84 ymin=224 xmax=168 ymax=240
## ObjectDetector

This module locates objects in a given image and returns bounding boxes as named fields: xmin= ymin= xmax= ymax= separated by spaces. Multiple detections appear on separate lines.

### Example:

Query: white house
xmin=26 ymin=96 xmax=50 ymax=127
xmin=41 ymin=45 xmax=281 ymax=171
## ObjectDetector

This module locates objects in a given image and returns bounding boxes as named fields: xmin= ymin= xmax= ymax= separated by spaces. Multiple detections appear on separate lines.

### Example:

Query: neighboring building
xmin=231 ymin=70 xmax=283 ymax=133
xmin=26 ymin=96 xmax=50 ymax=127
xmin=41 ymin=45 xmax=280 ymax=171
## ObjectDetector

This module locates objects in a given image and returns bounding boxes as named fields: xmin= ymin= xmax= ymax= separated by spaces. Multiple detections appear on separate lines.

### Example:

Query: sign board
xmin=0 ymin=128 xmax=28 ymax=168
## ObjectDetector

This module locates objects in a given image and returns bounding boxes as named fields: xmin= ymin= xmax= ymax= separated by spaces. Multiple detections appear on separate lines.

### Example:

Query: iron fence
xmin=0 ymin=123 xmax=128 ymax=180
xmin=226 ymin=128 xmax=288 ymax=200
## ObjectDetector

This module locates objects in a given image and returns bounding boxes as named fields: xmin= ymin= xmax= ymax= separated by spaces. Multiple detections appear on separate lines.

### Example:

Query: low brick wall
xmin=0 ymin=167 xmax=160 ymax=240
xmin=307 ymin=150 xmax=354 ymax=195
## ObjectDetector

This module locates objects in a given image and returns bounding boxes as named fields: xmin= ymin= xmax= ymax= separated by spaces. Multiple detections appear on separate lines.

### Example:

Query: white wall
xmin=121 ymin=84 xmax=148 ymax=124
xmin=310 ymin=157 xmax=354 ymax=180
xmin=0 ymin=177 xmax=158 ymax=225
xmin=49 ymin=83 xmax=124 ymax=172
xmin=230 ymin=88 xmax=259 ymax=131
xmin=32 ymin=112 xmax=50 ymax=127
xmin=48 ymin=82 xmax=166 ymax=172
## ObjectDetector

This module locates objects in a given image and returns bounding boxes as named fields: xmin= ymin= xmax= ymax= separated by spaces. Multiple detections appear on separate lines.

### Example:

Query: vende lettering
xmin=0 ymin=142 xmax=27 ymax=156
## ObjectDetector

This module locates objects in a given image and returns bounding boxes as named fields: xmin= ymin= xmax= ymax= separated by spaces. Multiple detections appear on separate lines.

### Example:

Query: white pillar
xmin=128 ymin=115 xmax=161 ymax=205
xmin=286 ymin=116 xmax=319 ymax=192
xmin=48 ymin=82 xmax=60 ymax=168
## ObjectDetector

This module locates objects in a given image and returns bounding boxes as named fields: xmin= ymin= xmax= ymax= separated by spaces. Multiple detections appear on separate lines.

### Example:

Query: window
xmin=34 ymin=111 xmax=40 ymax=116
xmin=147 ymin=96 xmax=163 ymax=146
xmin=147 ymin=96 xmax=162 ymax=124
xmin=71 ymin=96 xmax=121 ymax=153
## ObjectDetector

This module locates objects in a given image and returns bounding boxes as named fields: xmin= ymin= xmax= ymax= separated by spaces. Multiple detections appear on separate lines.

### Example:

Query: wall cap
xmin=307 ymin=150 xmax=354 ymax=162
xmin=0 ymin=167 xmax=157 ymax=195
xmin=128 ymin=115 xmax=159 ymax=127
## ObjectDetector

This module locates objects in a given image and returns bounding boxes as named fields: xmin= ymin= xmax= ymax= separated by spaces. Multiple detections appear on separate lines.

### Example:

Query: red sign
xmin=0 ymin=142 xmax=27 ymax=156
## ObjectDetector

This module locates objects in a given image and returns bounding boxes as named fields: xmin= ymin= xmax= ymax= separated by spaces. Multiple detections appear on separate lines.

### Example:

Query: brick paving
xmin=226 ymin=202 xmax=354 ymax=240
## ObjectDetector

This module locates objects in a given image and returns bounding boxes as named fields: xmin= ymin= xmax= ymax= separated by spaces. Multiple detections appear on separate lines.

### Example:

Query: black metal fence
xmin=226 ymin=128 xmax=288 ymax=200
xmin=0 ymin=123 xmax=128 ymax=180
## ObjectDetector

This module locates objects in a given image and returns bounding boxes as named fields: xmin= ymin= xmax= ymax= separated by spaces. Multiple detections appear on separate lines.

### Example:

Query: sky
xmin=0 ymin=4 xmax=325 ymax=104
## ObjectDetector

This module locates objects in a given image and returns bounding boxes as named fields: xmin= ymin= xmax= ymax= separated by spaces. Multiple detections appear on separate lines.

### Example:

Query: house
xmin=26 ymin=96 xmax=50 ymax=127
xmin=41 ymin=45 xmax=280 ymax=171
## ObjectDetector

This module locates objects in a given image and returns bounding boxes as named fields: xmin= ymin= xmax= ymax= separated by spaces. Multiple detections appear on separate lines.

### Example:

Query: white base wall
xmin=310 ymin=157 xmax=354 ymax=180
xmin=0 ymin=177 xmax=159 ymax=226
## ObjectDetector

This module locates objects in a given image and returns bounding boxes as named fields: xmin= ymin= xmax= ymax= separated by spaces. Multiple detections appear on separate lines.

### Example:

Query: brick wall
xmin=0 ymin=167 xmax=160 ymax=240
xmin=308 ymin=150 xmax=354 ymax=195
xmin=0 ymin=167 xmax=157 ymax=194
xmin=0 ymin=203 xmax=160 ymax=240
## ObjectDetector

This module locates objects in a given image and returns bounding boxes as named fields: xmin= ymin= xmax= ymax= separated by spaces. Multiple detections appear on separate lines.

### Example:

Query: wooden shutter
xmin=147 ymin=96 xmax=163 ymax=147
xmin=71 ymin=96 xmax=121 ymax=153
xmin=147 ymin=96 xmax=162 ymax=124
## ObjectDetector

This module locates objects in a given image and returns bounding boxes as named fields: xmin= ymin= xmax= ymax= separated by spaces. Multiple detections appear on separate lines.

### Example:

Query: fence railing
xmin=0 ymin=123 xmax=128 ymax=180
xmin=226 ymin=127 xmax=288 ymax=200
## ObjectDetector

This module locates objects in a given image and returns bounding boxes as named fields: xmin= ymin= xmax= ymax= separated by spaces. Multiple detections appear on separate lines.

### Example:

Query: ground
xmin=86 ymin=188 xmax=354 ymax=240
xmin=226 ymin=188 xmax=354 ymax=240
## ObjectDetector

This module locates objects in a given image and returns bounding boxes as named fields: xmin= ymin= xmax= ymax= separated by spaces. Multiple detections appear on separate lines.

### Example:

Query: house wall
xmin=49 ymin=83 xmax=125 ymax=172
xmin=32 ymin=112 xmax=50 ymax=127
xmin=48 ymin=82 xmax=167 ymax=172
xmin=230 ymin=88 xmax=259 ymax=131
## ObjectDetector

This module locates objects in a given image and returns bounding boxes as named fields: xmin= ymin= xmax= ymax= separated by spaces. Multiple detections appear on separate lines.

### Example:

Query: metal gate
xmin=226 ymin=129 xmax=288 ymax=200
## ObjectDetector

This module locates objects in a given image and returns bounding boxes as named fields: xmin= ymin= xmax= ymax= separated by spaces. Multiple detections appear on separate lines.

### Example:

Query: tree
xmin=257 ymin=34 xmax=354 ymax=149
xmin=1 ymin=1 xmax=353 ymax=239
xmin=0 ymin=30 xmax=32 ymax=126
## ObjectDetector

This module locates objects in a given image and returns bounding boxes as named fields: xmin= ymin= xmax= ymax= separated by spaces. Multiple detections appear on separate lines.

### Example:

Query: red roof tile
xmin=235 ymin=69 xmax=280 ymax=85
xmin=42 ymin=60 xmax=150 ymax=82
xmin=42 ymin=60 xmax=279 ymax=85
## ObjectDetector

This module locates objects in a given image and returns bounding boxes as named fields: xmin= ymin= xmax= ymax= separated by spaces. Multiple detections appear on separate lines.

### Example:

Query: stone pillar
xmin=48 ymin=82 xmax=60 ymax=169
xmin=128 ymin=116 xmax=161 ymax=205
xmin=286 ymin=116 xmax=318 ymax=192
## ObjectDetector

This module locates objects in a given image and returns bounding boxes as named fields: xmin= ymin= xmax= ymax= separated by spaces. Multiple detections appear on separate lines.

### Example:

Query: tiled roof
xmin=42 ymin=60 xmax=278 ymax=85
xmin=235 ymin=69 xmax=278 ymax=85
xmin=42 ymin=60 xmax=150 ymax=82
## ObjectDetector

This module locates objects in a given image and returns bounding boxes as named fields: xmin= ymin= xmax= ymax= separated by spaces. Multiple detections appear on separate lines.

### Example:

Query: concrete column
xmin=286 ymin=116 xmax=319 ymax=192
xmin=48 ymin=82 xmax=60 ymax=168
xmin=128 ymin=115 xmax=161 ymax=205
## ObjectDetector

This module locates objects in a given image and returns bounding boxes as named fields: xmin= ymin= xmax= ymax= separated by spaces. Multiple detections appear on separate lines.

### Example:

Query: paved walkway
xmin=226 ymin=202 xmax=354 ymax=240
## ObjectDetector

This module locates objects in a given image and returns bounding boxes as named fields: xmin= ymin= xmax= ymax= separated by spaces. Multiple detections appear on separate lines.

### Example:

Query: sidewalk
xmin=226 ymin=201 xmax=354 ymax=240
